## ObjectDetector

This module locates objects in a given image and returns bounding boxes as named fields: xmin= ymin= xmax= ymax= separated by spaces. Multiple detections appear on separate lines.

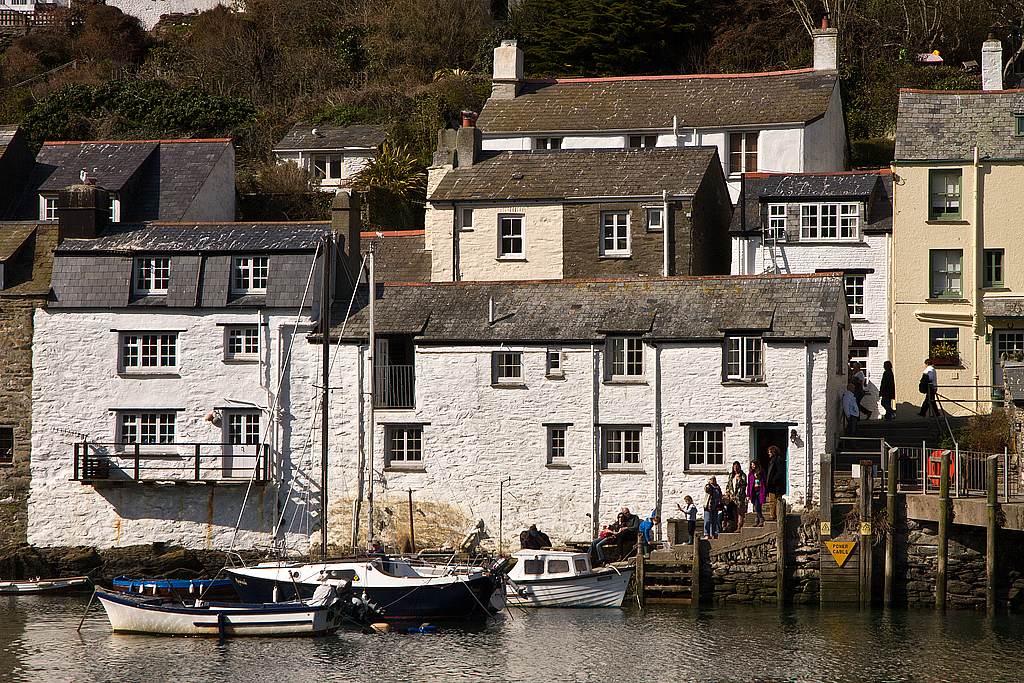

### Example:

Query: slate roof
xmin=18 ymin=139 xmax=232 ymax=222
xmin=56 ymin=222 xmax=328 ymax=254
xmin=1003 ymin=362 xmax=1024 ymax=405
xmin=895 ymin=89 xmax=1024 ymax=160
xmin=0 ymin=222 xmax=57 ymax=296
xmin=982 ymin=297 xmax=1024 ymax=319
xmin=363 ymin=231 xmax=431 ymax=283
xmin=327 ymin=273 xmax=843 ymax=343
xmin=430 ymin=148 xmax=720 ymax=202
xmin=477 ymin=70 xmax=838 ymax=133
xmin=274 ymin=124 xmax=387 ymax=152
xmin=730 ymin=171 xmax=893 ymax=234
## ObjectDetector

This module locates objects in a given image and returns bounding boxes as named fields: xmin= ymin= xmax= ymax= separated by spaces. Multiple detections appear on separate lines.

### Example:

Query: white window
xmin=460 ymin=207 xmax=474 ymax=231
xmin=607 ymin=338 xmax=643 ymax=378
xmin=845 ymin=275 xmax=865 ymax=316
xmin=849 ymin=347 xmax=869 ymax=376
xmin=233 ymin=257 xmax=269 ymax=294
xmin=839 ymin=204 xmax=859 ymax=238
xmin=41 ymin=195 xmax=58 ymax=221
xmin=547 ymin=426 xmax=567 ymax=466
xmin=725 ymin=336 xmax=763 ymax=381
xmin=729 ymin=132 xmax=758 ymax=174
xmin=312 ymin=154 xmax=342 ymax=182
xmin=385 ymin=426 xmax=423 ymax=466
xmin=493 ymin=351 xmax=523 ymax=384
xmin=800 ymin=203 xmax=859 ymax=240
xmin=535 ymin=137 xmax=562 ymax=150
xmin=134 ymin=257 xmax=170 ymax=295
xmin=120 ymin=412 xmax=176 ymax=445
xmin=109 ymin=194 xmax=121 ymax=223
xmin=121 ymin=333 xmax=178 ymax=372
xmin=646 ymin=208 xmax=663 ymax=232
xmin=628 ymin=135 xmax=657 ymax=149
xmin=546 ymin=348 xmax=562 ymax=377
xmin=602 ymin=427 xmax=641 ymax=469
xmin=687 ymin=427 xmax=725 ymax=468
xmin=498 ymin=215 xmax=524 ymax=258
xmin=601 ymin=211 xmax=630 ymax=256
xmin=225 ymin=326 xmax=259 ymax=360
xmin=766 ymin=204 xmax=786 ymax=240
xmin=227 ymin=412 xmax=260 ymax=445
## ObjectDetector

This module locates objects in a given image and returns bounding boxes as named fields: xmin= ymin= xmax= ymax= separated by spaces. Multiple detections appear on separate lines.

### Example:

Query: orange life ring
xmin=927 ymin=450 xmax=954 ymax=487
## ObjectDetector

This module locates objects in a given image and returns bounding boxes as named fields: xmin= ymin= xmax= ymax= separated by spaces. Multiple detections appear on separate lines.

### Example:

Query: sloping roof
xmin=274 ymin=124 xmax=387 ymax=152
xmin=56 ymin=222 xmax=327 ymax=254
xmin=895 ymin=89 xmax=1024 ymax=160
xmin=730 ymin=171 xmax=893 ymax=233
xmin=0 ymin=222 xmax=58 ymax=297
xmin=363 ymin=231 xmax=431 ymax=283
xmin=430 ymin=148 xmax=720 ymax=202
xmin=328 ymin=273 xmax=843 ymax=343
xmin=477 ymin=70 xmax=838 ymax=133
xmin=982 ymin=297 xmax=1024 ymax=319
xmin=22 ymin=139 xmax=232 ymax=222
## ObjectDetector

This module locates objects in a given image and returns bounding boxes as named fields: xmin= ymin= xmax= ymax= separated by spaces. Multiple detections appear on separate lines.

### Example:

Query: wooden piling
xmin=776 ymin=497 xmax=786 ymax=606
xmin=987 ymin=455 xmax=997 ymax=615
xmin=691 ymin=541 xmax=701 ymax=606
xmin=937 ymin=449 xmax=950 ymax=610
xmin=636 ymin=552 xmax=645 ymax=607
xmin=885 ymin=447 xmax=896 ymax=607
xmin=859 ymin=460 xmax=872 ymax=608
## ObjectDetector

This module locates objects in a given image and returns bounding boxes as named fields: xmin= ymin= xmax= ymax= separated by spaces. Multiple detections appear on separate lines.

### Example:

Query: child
xmin=676 ymin=496 xmax=698 ymax=544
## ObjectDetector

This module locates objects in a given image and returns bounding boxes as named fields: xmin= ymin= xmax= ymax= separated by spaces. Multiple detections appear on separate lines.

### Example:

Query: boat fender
xmin=370 ymin=623 xmax=390 ymax=633
xmin=407 ymin=625 xmax=437 ymax=634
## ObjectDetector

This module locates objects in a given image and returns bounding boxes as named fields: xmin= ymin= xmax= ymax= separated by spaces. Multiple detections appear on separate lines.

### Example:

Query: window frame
xmin=929 ymin=169 xmax=962 ymax=220
xmin=724 ymin=335 xmax=764 ymax=382
xmin=547 ymin=425 xmax=568 ymax=466
xmin=225 ymin=411 xmax=261 ymax=446
xmin=766 ymin=204 xmax=786 ymax=241
xmin=929 ymin=327 xmax=960 ymax=365
xmin=627 ymin=135 xmax=657 ymax=149
xmin=498 ymin=214 xmax=525 ymax=259
xmin=606 ymin=337 xmax=644 ymax=380
xmin=600 ymin=211 xmax=630 ymax=256
xmin=459 ymin=207 xmax=474 ymax=231
xmin=40 ymin=195 xmax=58 ymax=221
xmin=312 ymin=153 xmax=343 ymax=182
xmin=385 ymin=425 xmax=424 ymax=468
xmin=601 ymin=426 xmax=642 ymax=470
xmin=798 ymin=203 xmax=859 ymax=241
xmin=0 ymin=426 xmax=13 ymax=465
xmin=118 ymin=411 xmax=176 ymax=446
xmin=546 ymin=348 xmax=563 ymax=377
xmin=492 ymin=350 xmax=524 ymax=385
xmin=225 ymin=325 xmax=260 ymax=361
xmin=232 ymin=256 xmax=270 ymax=294
xmin=646 ymin=207 xmax=664 ymax=232
xmin=120 ymin=332 xmax=178 ymax=373
xmin=535 ymin=137 xmax=562 ymax=150
xmin=984 ymin=249 xmax=1004 ymax=288
xmin=929 ymin=249 xmax=963 ymax=299
xmin=728 ymin=131 xmax=758 ymax=175
xmin=685 ymin=426 xmax=726 ymax=469
xmin=134 ymin=257 xmax=170 ymax=295
xmin=845 ymin=274 xmax=865 ymax=316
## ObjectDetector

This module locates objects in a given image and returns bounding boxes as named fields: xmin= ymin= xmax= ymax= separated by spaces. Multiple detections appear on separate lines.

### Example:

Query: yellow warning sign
xmin=820 ymin=522 xmax=831 ymax=536
xmin=825 ymin=540 xmax=857 ymax=567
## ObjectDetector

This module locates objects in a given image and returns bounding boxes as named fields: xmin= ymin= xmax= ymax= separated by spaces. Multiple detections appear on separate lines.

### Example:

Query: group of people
xmin=675 ymin=446 xmax=785 ymax=542
xmin=843 ymin=357 xmax=939 ymax=436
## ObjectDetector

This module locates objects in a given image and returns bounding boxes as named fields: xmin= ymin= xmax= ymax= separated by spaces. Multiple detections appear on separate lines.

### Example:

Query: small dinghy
xmin=0 ymin=576 xmax=92 ymax=595
xmin=94 ymin=584 xmax=374 ymax=637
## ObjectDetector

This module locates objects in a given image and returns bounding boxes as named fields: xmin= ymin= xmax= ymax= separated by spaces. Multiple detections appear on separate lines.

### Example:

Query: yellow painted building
xmin=892 ymin=79 xmax=1024 ymax=416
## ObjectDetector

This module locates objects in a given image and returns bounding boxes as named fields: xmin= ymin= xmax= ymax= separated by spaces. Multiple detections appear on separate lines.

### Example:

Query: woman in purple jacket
xmin=747 ymin=460 xmax=767 ymax=527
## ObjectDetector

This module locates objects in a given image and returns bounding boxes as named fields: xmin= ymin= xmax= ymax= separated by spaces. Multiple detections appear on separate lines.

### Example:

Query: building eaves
xmin=274 ymin=124 xmax=387 ymax=152
xmin=55 ymin=222 xmax=329 ymax=254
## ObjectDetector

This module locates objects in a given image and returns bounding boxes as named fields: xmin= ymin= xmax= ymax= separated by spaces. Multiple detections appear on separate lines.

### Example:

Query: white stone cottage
xmin=311 ymin=273 xmax=850 ymax=552
xmin=28 ymin=196 xmax=335 ymax=549
xmin=477 ymin=28 xmax=847 ymax=202
xmin=730 ymin=171 xmax=893 ymax=411
xmin=273 ymin=124 xmax=386 ymax=191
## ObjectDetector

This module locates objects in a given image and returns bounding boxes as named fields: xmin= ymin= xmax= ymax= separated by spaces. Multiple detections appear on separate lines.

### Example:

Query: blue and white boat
xmin=111 ymin=576 xmax=237 ymax=600
xmin=505 ymin=550 xmax=633 ymax=608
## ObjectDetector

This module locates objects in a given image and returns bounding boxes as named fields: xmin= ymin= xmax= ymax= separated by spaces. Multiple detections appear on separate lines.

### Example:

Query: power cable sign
xmin=825 ymin=540 xmax=857 ymax=568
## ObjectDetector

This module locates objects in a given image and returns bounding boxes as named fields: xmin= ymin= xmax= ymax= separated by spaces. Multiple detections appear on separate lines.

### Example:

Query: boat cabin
xmin=508 ymin=550 xmax=594 ymax=581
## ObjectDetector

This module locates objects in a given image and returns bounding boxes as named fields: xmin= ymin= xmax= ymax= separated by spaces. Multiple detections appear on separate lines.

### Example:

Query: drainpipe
xmin=972 ymin=146 xmax=982 ymax=410
xmin=805 ymin=341 xmax=813 ymax=507
xmin=654 ymin=343 xmax=663 ymax=538
xmin=591 ymin=344 xmax=599 ymax=538
xmin=672 ymin=116 xmax=679 ymax=146
xmin=662 ymin=190 xmax=670 ymax=277
xmin=452 ymin=204 xmax=459 ymax=282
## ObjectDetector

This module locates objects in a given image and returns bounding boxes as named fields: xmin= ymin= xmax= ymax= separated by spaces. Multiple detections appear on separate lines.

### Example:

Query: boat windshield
xmin=547 ymin=559 xmax=570 ymax=574
xmin=574 ymin=557 xmax=589 ymax=573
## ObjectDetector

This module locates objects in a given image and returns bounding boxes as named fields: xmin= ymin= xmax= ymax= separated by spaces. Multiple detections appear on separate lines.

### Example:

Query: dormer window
xmin=799 ymin=203 xmax=859 ymax=240
xmin=233 ymin=257 xmax=269 ymax=294
xmin=40 ymin=195 xmax=58 ymax=221
xmin=628 ymin=135 xmax=657 ymax=149
xmin=135 ymin=257 xmax=170 ymax=295
xmin=535 ymin=137 xmax=562 ymax=150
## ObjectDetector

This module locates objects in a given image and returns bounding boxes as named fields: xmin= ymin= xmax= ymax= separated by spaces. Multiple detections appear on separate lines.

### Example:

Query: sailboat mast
xmin=320 ymin=233 xmax=332 ymax=560
xmin=367 ymin=242 xmax=376 ymax=549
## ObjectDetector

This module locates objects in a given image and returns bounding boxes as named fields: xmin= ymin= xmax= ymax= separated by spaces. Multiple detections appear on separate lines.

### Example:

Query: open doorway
xmin=753 ymin=427 xmax=788 ymax=494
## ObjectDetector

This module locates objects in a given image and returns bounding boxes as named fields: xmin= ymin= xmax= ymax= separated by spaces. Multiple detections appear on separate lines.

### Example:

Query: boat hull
xmin=506 ymin=567 xmax=633 ymax=608
xmin=95 ymin=589 xmax=341 ymax=637
xmin=111 ymin=576 xmax=237 ymax=600
xmin=0 ymin=577 xmax=92 ymax=595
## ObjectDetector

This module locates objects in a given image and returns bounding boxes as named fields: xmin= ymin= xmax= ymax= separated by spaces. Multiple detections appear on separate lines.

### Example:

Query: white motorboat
xmin=93 ymin=585 xmax=357 ymax=637
xmin=505 ymin=550 xmax=633 ymax=608
xmin=0 ymin=576 xmax=92 ymax=595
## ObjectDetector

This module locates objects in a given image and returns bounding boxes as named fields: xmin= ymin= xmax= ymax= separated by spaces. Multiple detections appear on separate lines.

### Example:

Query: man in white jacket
xmin=843 ymin=382 xmax=860 ymax=436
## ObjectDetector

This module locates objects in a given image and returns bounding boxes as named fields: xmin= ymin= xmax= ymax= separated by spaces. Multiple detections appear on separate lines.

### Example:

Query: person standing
xmin=919 ymin=358 xmax=938 ymax=417
xmin=703 ymin=476 xmax=722 ymax=539
xmin=765 ymin=445 xmax=784 ymax=521
xmin=676 ymin=496 xmax=698 ymax=543
xmin=850 ymin=360 xmax=872 ymax=419
xmin=880 ymin=360 xmax=896 ymax=420
xmin=747 ymin=461 xmax=767 ymax=526
xmin=726 ymin=461 xmax=748 ymax=531
xmin=843 ymin=382 xmax=860 ymax=436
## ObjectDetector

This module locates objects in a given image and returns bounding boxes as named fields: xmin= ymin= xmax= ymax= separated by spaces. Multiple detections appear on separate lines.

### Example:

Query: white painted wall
xmin=803 ymin=87 xmax=848 ymax=172
xmin=29 ymin=308 xmax=318 ymax=551
xmin=108 ymin=0 xmax=229 ymax=30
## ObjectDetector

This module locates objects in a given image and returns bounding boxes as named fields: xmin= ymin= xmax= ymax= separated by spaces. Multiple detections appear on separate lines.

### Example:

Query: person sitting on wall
xmin=613 ymin=507 xmax=641 ymax=560
xmin=588 ymin=514 xmax=624 ymax=566
xmin=520 ymin=524 xmax=551 ymax=550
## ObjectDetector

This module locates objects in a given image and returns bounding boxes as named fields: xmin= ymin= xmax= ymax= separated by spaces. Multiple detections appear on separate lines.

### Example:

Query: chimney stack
xmin=982 ymin=30 xmax=1003 ymax=91
xmin=331 ymin=189 xmax=361 ymax=288
xmin=812 ymin=14 xmax=838 ymax=72
xmin=492 ymin=39 xmax=524 ymax=100
xmin=57 ymin=183 xmax=109 ymax=242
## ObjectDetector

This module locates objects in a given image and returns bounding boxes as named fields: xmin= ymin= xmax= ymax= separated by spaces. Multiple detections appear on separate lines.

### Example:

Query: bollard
xmin=776 ymin=497 xmax=786 ymax=607
xmin=859 ymin=460 xmax=873 ymax=608
xmin=885 ymin=447 xmax=897 ymax=607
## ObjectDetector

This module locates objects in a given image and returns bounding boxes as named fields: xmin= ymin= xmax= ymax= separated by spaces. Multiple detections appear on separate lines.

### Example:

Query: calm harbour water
xmin=2 ymin=595 xmax=1022 ymax=683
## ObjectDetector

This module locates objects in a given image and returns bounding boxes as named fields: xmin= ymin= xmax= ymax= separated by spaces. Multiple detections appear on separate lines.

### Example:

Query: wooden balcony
xmin=73 ymin=442 xmax=270 ymax=485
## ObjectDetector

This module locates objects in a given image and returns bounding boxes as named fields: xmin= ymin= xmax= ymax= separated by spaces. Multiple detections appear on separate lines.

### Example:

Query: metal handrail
xmin=73 ymin=441 xmax=270 ymax=484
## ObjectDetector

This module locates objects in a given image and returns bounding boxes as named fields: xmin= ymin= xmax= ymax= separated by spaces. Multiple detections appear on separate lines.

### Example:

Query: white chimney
xmin=492 ymin=40 xmax=524 ymax=100
xmin=812 ymin=15 xmax=838 ymax=72
xmin=982 ymin=31 xmax=1003 ymax=91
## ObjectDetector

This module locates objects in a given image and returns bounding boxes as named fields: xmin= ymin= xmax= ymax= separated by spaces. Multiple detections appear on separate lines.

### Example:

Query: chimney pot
xmin=821 ymin=14 xmax=830 ymax=30
xmin=462 ymin=111 xmax=478 ymax=128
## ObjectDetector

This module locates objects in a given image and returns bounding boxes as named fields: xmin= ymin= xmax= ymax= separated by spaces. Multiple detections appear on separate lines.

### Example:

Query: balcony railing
xmin=374 ymin=364 xmax=415 ymax=409
xmin=73 ymin=442 xmax=270 ymax=485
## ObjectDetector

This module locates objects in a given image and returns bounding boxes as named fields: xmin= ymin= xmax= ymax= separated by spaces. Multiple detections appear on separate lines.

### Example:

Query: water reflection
xmin=1 ymin=596 xmax=1022 ymax=683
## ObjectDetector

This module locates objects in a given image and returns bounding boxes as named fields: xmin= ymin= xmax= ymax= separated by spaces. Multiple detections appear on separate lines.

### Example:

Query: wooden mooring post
xmin=937 ymin=449 xmax=950 ymax=610
xmin=986 ymin=455 xmax=997 ymax=614
xmin=776 ymin=497 xmax=786 ymax=606
xmin=884 ymin=446 xmax=896 ymax=607
xmin=859 ymin=460 xmax=872 ymax=608
xmin=691 ymin=542 xmax=701 ymax=606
